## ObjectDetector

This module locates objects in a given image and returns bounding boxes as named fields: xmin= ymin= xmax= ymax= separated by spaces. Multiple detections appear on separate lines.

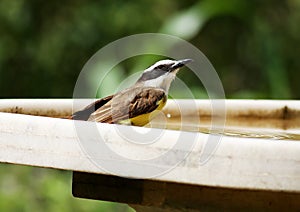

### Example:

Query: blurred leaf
xmin=160 ymin=0 xmax=251 ymax=40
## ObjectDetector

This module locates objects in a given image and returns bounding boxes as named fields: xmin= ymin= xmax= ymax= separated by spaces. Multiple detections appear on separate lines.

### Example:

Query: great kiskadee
xmin=72 ymin=59 xmax=192 ymax=126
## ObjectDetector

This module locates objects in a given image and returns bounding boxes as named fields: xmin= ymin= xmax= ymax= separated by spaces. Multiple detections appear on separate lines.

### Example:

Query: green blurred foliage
xmin=0 ymin=0 xmax=299 ymax=99
xmin=0 ymin=165 xmax=134 ymax=211
xmin=0 ymin=0 xmax=299 ymax=211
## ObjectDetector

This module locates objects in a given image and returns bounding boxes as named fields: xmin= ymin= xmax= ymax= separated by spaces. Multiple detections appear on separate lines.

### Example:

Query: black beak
xmin=171 ymin=59 xmax=193 ymax=70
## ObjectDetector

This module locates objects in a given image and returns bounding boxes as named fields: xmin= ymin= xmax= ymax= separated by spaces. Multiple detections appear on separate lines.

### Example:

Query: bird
xmin=71 ymin=58 xmax=192 ymax=126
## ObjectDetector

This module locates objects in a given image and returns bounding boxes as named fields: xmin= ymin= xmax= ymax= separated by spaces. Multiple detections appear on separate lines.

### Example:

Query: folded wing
xmin=87 ymin=87 xmax=166 ymax=124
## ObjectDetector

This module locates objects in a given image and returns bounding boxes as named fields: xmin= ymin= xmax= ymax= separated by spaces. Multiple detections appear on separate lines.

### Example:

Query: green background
xmin=0 ymin=0 xmax=299 ymax=211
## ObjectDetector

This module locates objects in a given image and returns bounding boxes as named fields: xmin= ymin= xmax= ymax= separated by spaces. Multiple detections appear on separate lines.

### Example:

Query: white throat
xmin=142 ymin=72 xmax=177 ymax=93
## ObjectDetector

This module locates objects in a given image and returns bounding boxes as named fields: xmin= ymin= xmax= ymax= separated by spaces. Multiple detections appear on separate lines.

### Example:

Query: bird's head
xmin=136 ymin=59 xmax=192 ymax=92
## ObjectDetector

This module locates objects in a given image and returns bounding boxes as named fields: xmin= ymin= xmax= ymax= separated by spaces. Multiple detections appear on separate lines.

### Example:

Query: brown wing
xmin=88 ymin=87 xmax=166 ymax=124
xmin=71 ymin=95 xmax=113 ymax=121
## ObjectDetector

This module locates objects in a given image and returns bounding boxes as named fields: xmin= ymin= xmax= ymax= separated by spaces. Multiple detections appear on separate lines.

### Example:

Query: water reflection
xmin=148 ymin=115 xmax=300 ymax=141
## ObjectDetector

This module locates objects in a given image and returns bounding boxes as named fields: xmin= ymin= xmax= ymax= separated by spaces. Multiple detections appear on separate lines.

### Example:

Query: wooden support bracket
xmin=72 ymin=172 xmax=300 ymax=211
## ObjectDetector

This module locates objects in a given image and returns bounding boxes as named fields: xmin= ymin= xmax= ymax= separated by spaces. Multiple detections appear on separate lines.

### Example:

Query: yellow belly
xmin=119 ymin=98 xmax=167 ymax=126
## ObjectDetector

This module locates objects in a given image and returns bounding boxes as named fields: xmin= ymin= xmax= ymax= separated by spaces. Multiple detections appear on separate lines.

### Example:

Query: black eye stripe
xmin=156 ymin=65 xmax=166 ymax=70
xmin=138 ymin=69 xmax=166 ymax=81
xmin=137 ymin=62 xmax=176 ymax=82
xmin=155 ymin=63 xmax=174 ymax=72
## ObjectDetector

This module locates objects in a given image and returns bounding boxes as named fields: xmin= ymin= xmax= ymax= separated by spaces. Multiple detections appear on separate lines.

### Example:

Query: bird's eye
xmin=156 ymin=65 xmax=166 ymax=70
